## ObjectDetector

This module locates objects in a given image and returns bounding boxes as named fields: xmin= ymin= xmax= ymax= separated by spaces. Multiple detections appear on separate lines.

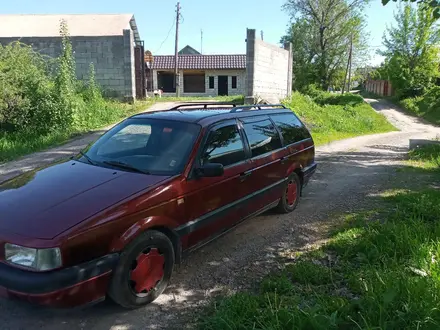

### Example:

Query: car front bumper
xmin=0 ymin=253 xmax=119 ymax=308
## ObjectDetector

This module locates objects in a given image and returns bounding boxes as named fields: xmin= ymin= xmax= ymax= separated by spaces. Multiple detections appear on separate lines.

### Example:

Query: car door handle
xmin=239 ymin=171 xmax=252 ymax=182
xmin=280 ymin=156 xmax=289 ymax=164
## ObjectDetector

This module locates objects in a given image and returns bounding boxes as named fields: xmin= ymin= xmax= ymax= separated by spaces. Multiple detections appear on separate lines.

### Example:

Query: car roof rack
xmin=169 ymin=102 xmax=239 ymax=110
xmin=169 ymin=102 xmax=287 ymax=112
xmin=229 ymin=104 xmax=286 ymax=113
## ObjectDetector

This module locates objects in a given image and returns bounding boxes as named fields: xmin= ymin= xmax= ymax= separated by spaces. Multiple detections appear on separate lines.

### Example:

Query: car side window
xmin=270 ymin=113 xmax=311 ymax=145
xmin=201 ymin=124 xmax=246 ymax=167
xmin=241 ymin=118 xmax=282 ymax=158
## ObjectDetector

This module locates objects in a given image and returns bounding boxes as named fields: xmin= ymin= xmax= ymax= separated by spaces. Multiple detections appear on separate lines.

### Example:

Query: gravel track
xmin=1 ymin=98 xmax=440 ymax=330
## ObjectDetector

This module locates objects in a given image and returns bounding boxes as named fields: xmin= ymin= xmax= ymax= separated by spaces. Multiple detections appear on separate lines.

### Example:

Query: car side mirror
xmin=195 ymin=163 xmax=224 ymax=177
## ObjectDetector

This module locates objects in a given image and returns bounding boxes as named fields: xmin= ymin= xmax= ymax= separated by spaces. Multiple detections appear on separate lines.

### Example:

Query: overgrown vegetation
xmin=0 ymin=21 xmax=153 ymax=162
xmin=200 ymin=145 xmax=440 ymax=329
xmin=283 ymin=90 xmax=396 ymax=145
xmin=369 ymin=3 xmax=440 ymax=124
xmin=398 ymin=87 xmax=440 ymax=125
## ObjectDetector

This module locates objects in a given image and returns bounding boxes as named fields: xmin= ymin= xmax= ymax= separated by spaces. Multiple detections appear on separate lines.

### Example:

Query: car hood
xmin=0 ymin=160 xmax=169 ymax=239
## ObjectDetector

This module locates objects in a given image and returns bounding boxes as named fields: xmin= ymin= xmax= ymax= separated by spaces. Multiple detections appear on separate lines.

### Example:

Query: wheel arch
xmin=110 ymin=217 xmax=183 ymax=264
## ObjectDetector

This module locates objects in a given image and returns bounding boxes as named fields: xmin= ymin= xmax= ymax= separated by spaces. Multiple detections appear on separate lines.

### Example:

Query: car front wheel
xmin=108 ymin=230 xmax=175 ymax=309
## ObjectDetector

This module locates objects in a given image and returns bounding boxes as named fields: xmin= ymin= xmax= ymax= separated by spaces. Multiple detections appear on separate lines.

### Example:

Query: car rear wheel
xmin=108 ymin=230 xmax=175 ymax=309
xmin=276 ymin=172 xmax=301 ymax=214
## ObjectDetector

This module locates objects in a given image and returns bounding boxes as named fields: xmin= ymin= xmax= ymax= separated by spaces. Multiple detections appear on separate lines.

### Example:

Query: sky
xmin=2 ymin=0 xmax=400 ymax=66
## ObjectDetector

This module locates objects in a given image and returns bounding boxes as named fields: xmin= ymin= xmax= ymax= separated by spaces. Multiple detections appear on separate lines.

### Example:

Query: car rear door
xmin=269 ymin=112 xmax=315 ymax=176
xmin=180 ymin=119 xmax=254 ymax=248
xmin=237 ymin=115 xmax=286 ymax=215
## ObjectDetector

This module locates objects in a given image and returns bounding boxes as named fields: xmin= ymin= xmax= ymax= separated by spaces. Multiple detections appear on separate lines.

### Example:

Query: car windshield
xmin=79 ymin=118 xmax=201 ymax=175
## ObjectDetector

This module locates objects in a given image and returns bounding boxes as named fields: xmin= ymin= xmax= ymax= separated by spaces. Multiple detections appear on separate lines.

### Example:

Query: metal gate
xmin=134 ymin=41 xmax=146 ymax=99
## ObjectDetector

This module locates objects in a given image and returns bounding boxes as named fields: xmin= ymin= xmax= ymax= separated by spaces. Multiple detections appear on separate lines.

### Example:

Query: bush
xmin=399 ymin=86 xmax=440 ymax=125
xmin=0 ymin=42 xmax=59 ymax=133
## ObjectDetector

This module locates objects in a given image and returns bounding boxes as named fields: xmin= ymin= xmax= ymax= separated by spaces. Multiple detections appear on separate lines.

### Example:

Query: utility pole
xmin=201 ymin=29 xmax=203 ymax=54
xmin=342 ymin=33 xmax=353 ymax=94
xmin=261 ymin=30 xmax=264 ymax=40
xmin=174 ymin=2 xmax=181 ymax=97
xmin=347 ymin=34 xmax=353 ymax=93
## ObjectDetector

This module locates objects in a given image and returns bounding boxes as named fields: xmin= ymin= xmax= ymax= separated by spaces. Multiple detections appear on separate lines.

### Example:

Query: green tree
xmin=282 ymin=0 xmax=369 ymax=90
xmin=382 ymin=0 xmax=440 ymax=19
xmin=380 ymin=4 xmax=440 ymax=97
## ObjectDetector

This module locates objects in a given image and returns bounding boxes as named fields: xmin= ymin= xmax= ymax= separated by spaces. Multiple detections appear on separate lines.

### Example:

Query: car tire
xmin=108 ymin=230 xmax=175 ymax=309
xmin=276 ymin=172 xmax=301 ymax=214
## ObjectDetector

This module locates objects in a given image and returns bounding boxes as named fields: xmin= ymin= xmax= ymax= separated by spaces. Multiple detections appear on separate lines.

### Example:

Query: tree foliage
xmin=382 ymin=0 xmax=440 ymax=19
xmin=380 ymin=4 xmax=440 ymax=97
xmin=282 ymin=0 xmax=369 ymax=91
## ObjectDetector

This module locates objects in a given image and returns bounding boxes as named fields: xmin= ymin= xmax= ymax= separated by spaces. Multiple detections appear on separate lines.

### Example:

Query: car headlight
xmin=4 ymin=244 xmax=62 ymax=271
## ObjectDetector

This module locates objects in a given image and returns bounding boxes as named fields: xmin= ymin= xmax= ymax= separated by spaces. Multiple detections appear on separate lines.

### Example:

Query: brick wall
xmin=0 ymin=34 xmax=136 ymax=100
xmin=153 ymin=69 xmax=246 ymax=97
xmin=245 ymin=29 xmax=292 ymax=103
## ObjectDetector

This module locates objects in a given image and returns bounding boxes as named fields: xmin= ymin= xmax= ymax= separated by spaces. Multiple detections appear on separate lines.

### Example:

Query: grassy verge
xmin=0 ymin=100 xmax=153 ymax=163
xmin=200 ymin=145 xmax=440 ymax=330
xmin=284 ymin=92 xmax=397 ymax=146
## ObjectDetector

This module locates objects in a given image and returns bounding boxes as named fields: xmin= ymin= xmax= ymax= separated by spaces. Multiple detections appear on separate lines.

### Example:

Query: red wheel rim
xmin=286 ymin=180 xmax=298 ymax=207
xmin=129 ymin=248 xmax=165 ymax=296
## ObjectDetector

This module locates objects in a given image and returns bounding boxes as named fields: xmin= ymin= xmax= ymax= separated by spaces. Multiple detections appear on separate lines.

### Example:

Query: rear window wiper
xmin=103 ymin=160 xmax=151 ymax=175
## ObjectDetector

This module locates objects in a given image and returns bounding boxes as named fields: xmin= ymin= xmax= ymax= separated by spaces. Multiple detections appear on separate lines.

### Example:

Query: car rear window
xmin=241 ymin=118 xmax=282 ymax=157
xmin=270 ymin=113 xmax=311 ymax=145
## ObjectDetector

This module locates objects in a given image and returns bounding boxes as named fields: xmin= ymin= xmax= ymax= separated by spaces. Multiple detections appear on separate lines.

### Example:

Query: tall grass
xmin=199 ymin=146 xmax=440 ymax=330
xmin=284 ymin=92 xmax=396 ymax=145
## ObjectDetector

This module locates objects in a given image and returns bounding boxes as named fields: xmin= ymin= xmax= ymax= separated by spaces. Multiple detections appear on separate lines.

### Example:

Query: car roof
xmin=131 ymin=103 xmax=293 ymax=126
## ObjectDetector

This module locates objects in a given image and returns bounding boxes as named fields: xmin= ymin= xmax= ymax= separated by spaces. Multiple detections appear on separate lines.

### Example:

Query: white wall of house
xmin=153 ymin=69 xmax=246 ymax=97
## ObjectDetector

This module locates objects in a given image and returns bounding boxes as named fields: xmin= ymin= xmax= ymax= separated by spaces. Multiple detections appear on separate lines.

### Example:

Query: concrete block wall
xmin=0 ymin=35 xmax=136 ymax=100
xmin=245 ymin=29 xmax=292 ymax=103
xmin=153 ymin=69 xmax=246 ymax=97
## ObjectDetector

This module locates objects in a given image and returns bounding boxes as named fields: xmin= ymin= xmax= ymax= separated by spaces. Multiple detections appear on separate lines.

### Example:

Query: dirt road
xmin=1 ymin=99 xmax=439 ymax=330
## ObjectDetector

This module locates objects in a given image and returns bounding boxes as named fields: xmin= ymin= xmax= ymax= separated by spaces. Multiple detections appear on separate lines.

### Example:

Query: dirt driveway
xmin=1 ymin=99 xmax=440 ymax=330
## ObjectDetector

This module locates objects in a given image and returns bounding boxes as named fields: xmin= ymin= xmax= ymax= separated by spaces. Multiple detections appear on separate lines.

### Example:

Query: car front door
xmin=180 ymin=120 xmax=254 ymax=248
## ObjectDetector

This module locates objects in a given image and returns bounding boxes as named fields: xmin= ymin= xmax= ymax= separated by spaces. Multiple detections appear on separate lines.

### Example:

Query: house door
xmin=218 ymin=76 xmax=228 ymax=96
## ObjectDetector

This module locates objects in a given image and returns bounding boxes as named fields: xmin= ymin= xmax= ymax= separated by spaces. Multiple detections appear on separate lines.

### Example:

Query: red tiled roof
xmin=152 ymin=54 xmax=246 ymax=70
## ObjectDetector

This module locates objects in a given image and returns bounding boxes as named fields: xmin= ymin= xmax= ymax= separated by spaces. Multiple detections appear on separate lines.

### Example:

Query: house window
xmin=184 ymin=72 xmax=206 ymax=93
xmin=157 ymin=71 xmax=176 ymax=93
xmin=209 ymin=76 xmax=215 ymax=89
xmin=232 ymin=76 xmax=237 ymax=89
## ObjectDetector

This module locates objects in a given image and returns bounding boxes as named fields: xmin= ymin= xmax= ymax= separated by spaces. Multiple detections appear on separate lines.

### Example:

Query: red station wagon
xmin=0 ymin=103 xmax=316 ymax=308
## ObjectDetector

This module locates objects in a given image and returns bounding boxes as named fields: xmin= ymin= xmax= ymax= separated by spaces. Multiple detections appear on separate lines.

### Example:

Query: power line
xmin=154 ymin=19 xmax=176 ymax=54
